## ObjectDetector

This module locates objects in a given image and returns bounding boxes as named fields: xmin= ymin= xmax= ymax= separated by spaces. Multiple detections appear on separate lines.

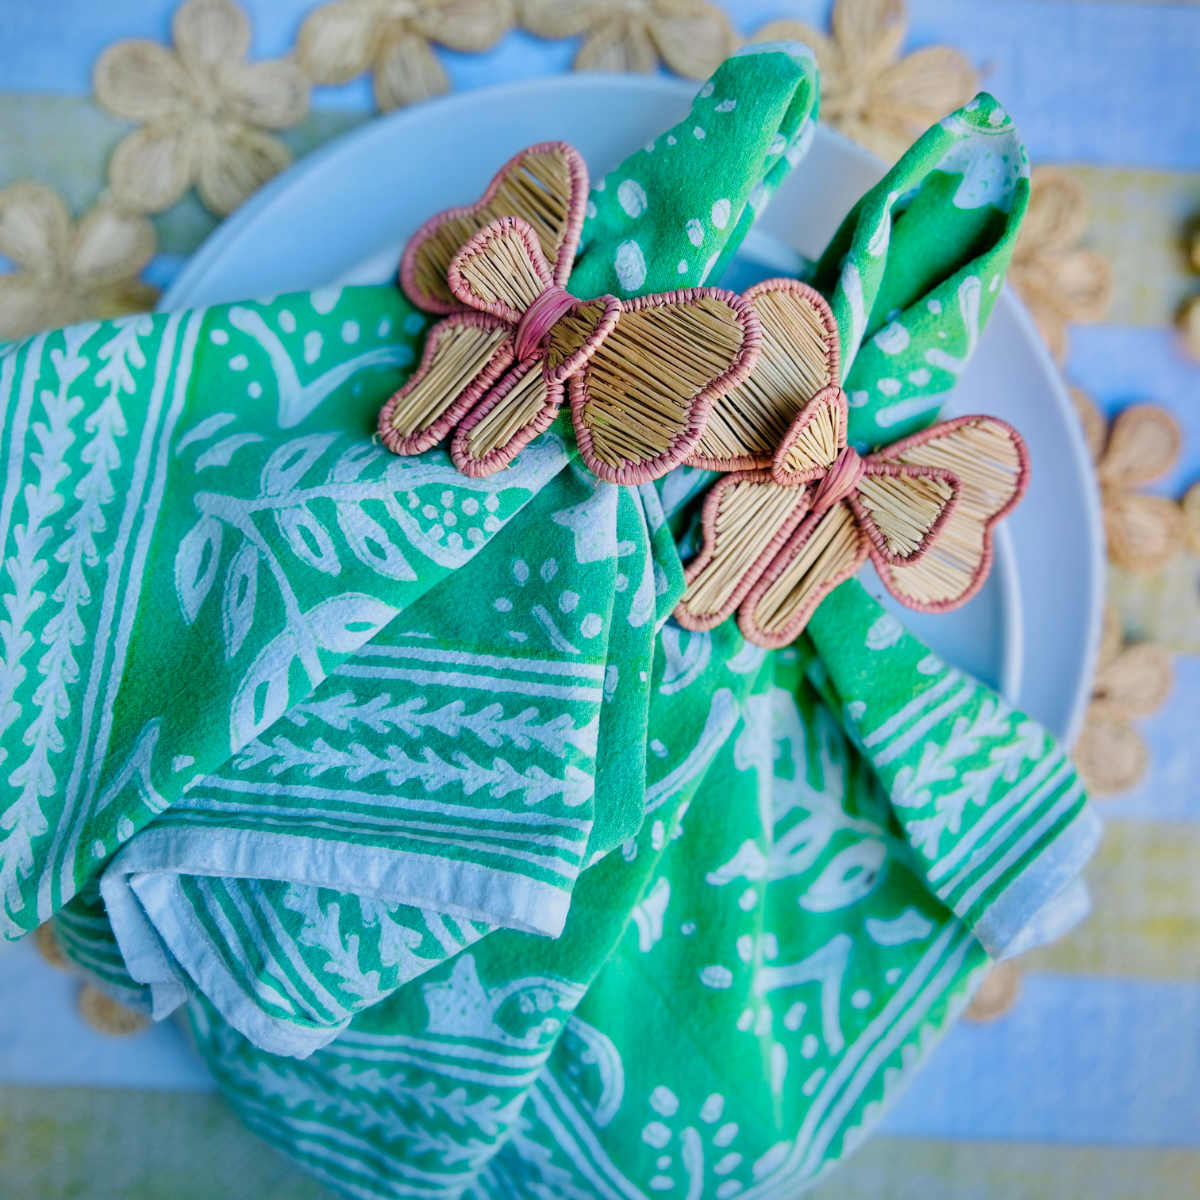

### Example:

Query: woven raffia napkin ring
xmin=377 ymin=141 xmax=762 ymax=483
xmin=676 ymin=279 xmax=1031 ymax=647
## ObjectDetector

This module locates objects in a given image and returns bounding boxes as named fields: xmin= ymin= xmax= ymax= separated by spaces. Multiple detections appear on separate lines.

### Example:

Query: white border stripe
xmin=358 ymin=642 xmax=607 ymax=681
xmin=871 ymin=682 xmax=974 ymax=767
xmin=334 ymin=662 xmax=601 ymax=702
xmin=861 ymin=669 xmax=961 ymax=749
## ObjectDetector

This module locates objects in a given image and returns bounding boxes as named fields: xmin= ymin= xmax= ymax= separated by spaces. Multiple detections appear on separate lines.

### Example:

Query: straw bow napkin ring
xmin=377 ymin=142 xmax=761 ymax=482
xmin=677 ymin=279 xmax=1030 ymax=646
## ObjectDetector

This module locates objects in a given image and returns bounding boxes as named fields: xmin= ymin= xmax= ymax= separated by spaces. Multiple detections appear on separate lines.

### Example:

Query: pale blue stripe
xmin=0 ymin=937 xmax=215 ymax=1090
xmin=2 ymin=1 xmax=1198 ymax=167
xmin=879 ymin=972 xmax=1200 ymax=1145
xmin=1067 ymin=324 xmax=1200 ymax=494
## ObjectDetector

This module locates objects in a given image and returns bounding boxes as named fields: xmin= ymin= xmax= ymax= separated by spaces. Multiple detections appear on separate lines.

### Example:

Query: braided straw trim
xmin=871 ymin=415 xmax=1030 ymax=613
xmin=739 ymin=501 xmax=870 ymax=649
xmin=451 ymin=359 xmax=565 ymax=477
xmin=376 ymin=312 xmax=514 ymax=455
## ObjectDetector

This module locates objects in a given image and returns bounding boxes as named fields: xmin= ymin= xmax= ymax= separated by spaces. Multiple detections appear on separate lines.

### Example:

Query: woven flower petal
xmin=650 ymin=4 xmax=737 ymax=81
xmin=108 ymin=123 xmax=198 ymax=214
xmin=373 ymin=29 xmax=451 ymax=111
xmin=1075 ymin=705 xmax=1147 ymax=795
xmin=79 ymin=984 xmax=150 ymax=1036
xmin=89 ymin=278 xmax=161 ymax=322
xmin=70 ymin=204 xmax=157 ymax=288
xmin=173 ymin=0 xmax=251 ymax=71
xmin=871 ymin=45 xmax=977 ymax=131
xmin=1091 ymin=641 xmax=1173 ymax=720
xmin=1104 ymin=489 xmax=1185 ymax=573
xmin=1069 ymin=386 xmax=1107 ymax=465
xmin=297 ymin=1 xmax=380 ymax=84
xmin=194 ymin=122 xmax=292 ymax=216
xmin=1182 ymin=481 xmax=1200 ymax=554
xmin=1048 ymin=247 xmax=1113 ymax=323
xmin=35 ymin=924 xmax=68 ymax=971
xmin=1011 ymin=168 xmax=1112 ymax=360
xmin=418 ymin=0 xmax=514 ymax=53
xmin=963 ymin=960 xmax=1021 ymax=1021
xmin=518 ymin=0 xmax=597 ymax=40
xmin=0 ymin=181 xmax=71 ymax=274
xmin=1008 ymin=260 xmax=1083 ymax=362
xmin=576 ymin=18 xmax=659 ymax=74
xmin=1021 ymin=167 xmax=1090 ymax=254
xmin=832 ymin=0 xmax=906 ymax=76
xmin=225 ymin=59 xmax=310 ymax=128
xmin=0 ymin=273 xmax=62 ymax=340
xmin=93 ymin=40 xmax=190 ymax=123
xmin=832 ymin=112 xmax=914 ymax=165
xmin=1180 ymin=295 xmax=1200 ymax=363
xmin=1097 ymin=605 xmax=1124 ymax=672
xmin=1098 ymin=404 xmax=1181 ymax=489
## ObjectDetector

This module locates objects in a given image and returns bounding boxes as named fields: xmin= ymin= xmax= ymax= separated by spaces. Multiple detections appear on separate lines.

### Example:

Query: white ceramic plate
xmin=163 ymin=75 xmax=1103 ymax=743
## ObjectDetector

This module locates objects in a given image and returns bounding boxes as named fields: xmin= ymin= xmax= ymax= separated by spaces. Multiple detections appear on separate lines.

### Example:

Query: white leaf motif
xmin=230 ymin=630 xmax=299 ymax=748
xmin=336 ymin=503 xmax=416 ymax=581
xmin=799 ymin=840 xmax=887 ymax=912
xmin=229 ymin=596 xmax=395 ymax=748
xmin=307 ymin=593 xmax=397 ymax=653
xmin=276 ymin=504 xmax=341 ymax=575
xmin=175 ymin=514 xmax=223 ymax=623
xmin=222 ymin=542 xmax=259 ymax=660
xmin=260 ymin=433 xmax=339 ymax=497
xmin=195 ymin=432 xmax=264 ymax=472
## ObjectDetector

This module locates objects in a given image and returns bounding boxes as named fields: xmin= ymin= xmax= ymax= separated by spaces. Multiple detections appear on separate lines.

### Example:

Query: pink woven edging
xmin=377 ymin=311 xmax=515 ymax=456
xmin=771 ymin=385 xmax=850 ymax=486
xmin=686 ymin=277 xmax=840 ymax=473
xmin=399 ymin=141 xmax=589 ymax=314
xmin=870 ymin=415 xmax=1032 ymax=613
xmin=447 ymin=217 xmax=554 ymax=324
xmin=737 ymin=505 xmax=871 ymax=648
xmin=673 ymin=470 xmax=812 ymax=633
xmin=572 ymin=288 xmax=763 ymax=486
xmin=451 ymin=358 xmax=564 ymax=478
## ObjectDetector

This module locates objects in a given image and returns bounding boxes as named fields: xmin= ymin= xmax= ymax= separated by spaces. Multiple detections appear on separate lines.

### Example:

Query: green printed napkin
xmin=0 ymin=45 xmax=819 ymax=1056
xmin=0 ymin=44 xmax=1101 ymax=1199
xmin=189 ymin=582 xmax=1097 ymax=1199
xmin=808 ymin=92 xmax=1029 ymax=445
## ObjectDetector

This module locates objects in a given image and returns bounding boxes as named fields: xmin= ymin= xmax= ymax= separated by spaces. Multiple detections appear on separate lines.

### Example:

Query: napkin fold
xmin=808 ymin=91 xmax=1030 ymax=445
xmin=0 ymin=46 xmax=821 ymax=1055
xmin=188 ymin=582 xmax=1097 ymax=1200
